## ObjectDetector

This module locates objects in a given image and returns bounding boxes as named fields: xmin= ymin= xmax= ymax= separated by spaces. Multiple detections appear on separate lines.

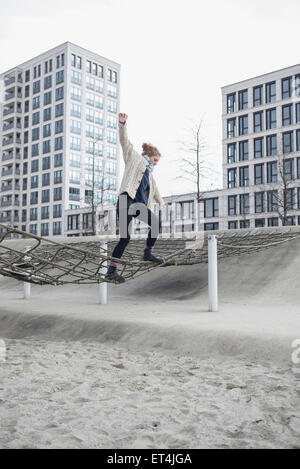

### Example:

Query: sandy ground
xmin=0 ymin=337 xmax=300 ymax=449
xmin=1 ymin=238 xmax=300 ymax=449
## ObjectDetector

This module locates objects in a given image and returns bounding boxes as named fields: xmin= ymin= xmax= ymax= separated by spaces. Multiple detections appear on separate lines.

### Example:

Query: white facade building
xmin=0 ymin=42 xmax=120 ymax=237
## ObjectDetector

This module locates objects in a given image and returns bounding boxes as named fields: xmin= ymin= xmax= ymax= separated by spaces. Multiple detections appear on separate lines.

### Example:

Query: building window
xmin=282 ymin=104 xmax=293 ymax=126
xmin=254 ymin=164 xmax=264 ymax=185
xmin=30 ymin=191 xmax=38 ymax=205
xmin=43 ymin=123 xmax=51 ymax=138
xmin=55 ymin=120 xmax=64 ymax=134
xmin=283 ymin=159 xmax=294 ymax=181
xmin=267 ymin=162 xmax=278 ymax=183
xmin=31 ymin=144 xmax=39 ymax=157
xmin=254 ymin=137 xmax=264 ymax=158
xmin=228 ymin=221 xmax=238 ymax=230
xmin=31 ymin=175 xmax=38 ymax=189
xmin=265 ymin=81 xmax=276 ymax=103
xmin=239 ymin=115 xmax=248 ymax=136
xmin=266 ymin=108 xmax=276 ymax=129
xmin=41 ymin=223 xmax=49 ymax=236
xmin=54 ymin=187 xmax=62 ymax=201
xmin=29 ymin=224 xmax=38 ymax=235
xmin=43 ymin=140 xmax=51 ymax=154
xmin=56 ymin=70 xmax=64 ymax=85
xmin=266 ymin=135 xmax=277 ymax=156
xmin=204 ymin=198 xmax=219 ymax=218
xmin=68 ymin=214 xmax=80 ymax=230
xmin=255 ymin=219 xmax=265 ymax=228
xmin=228 ymin=195 xmax=237 ymax=215
xmin=283 ymin=131 xmax=294 ymax=153
xmin=55 ymin=103 xmax=64 ymax=118
xmin=227 ymin=143 xmax=236 ymax=163
xmin=54 ymin=170 xmax=63 ymax=184
xmin=54 ymin=153 xmax=63 ymax=167
xmin=32 ymin=111 xmax=40 ymax=126
xmin=31 ymin=159 xmax=39 ymax=172
xmin=32 ymin=127 xmax=40 ymax=141
xmin=44 ymin=107 xmax=51 ymax=122
xmin=42 ymin=190 xmax=50 ymax=203
xmin=281 ymin=77 xmax=292 ymax=99
xmin=41 ymin=206 xmax=50 ymax=219
xmin=285 ymin=188 xmax=295 ymax=210
xmin=286 ymin=216 xmax=296 ymax=226
xmin=32 ymin=96 xmax=40 ymax=109
xmin=267 ymin=191 xmax=278 ymax=212
xmin=42 ymin=173 xmax=50 ymax=187
xmin=253 ymin=85 xmax=262 ymax=107
xmin=268 ymin=218 xmax=279 ymax=227
xmin=297 ymin=158 xmax=300 ymax=178
xmin=254 ymin=111 xmax=263 ymax=132
xmin=33 ymin=80 xmax=40 ymax=94
xmin=239 ymin=194 xmax=250 ymax=214
xmin=56 ymin=86 xmax=64 ymax=101
xmin=55 ymin=137 xmax=63 ymax=151
xmin=53 ymin=222 xmax=62 ymax=235
xmin=204 ymin=223 xmax=219 ymax=231
xmin=228 ymin=168 xmax=237 ymax=188
xmin=44 ymin=91 xmax=52 ymax=106
xmin=239 ymin=166 xmax=249 ymax=187
xmin=296 ymin=103 xmax=300 ymax=123
xmin=240 ymin=220 xmax=250 ymax=229
xmin=44 ymin=75 xmax=52 ymax=89
xmin=71 ymin=70 xmax=82 ymax=85
xmin=239 ymin=140 xmax=248 ymax=161
xmin=238 ymin=89 xmax=248 ymax=110
xmin=255 ymin=192 xmax=264 ymax=213
xmin=53 ymin=204 xmax=62 ymax=218
xmin=42 ymin=156 xmax=51 ymax=170
xmin=227 ymin=118 xmax=236 ymax=138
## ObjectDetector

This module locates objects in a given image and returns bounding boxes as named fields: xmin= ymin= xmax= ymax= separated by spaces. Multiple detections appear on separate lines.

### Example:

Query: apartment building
xmin=222 ymin=63 xmax=300 ymax=229
xmin=0 ymin=42 xmax=120 ymax=237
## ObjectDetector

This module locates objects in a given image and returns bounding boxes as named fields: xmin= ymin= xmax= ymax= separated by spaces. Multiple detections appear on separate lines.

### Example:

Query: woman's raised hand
xmin=119 ymin=113 xmax=128 ymax=123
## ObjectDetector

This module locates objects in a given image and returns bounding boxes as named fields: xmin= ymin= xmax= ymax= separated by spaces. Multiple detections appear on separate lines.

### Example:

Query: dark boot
xmin=105 ymin=265 xmax=125 ymax=283
xmin=143 ymin=248 xmax=164 ymax=264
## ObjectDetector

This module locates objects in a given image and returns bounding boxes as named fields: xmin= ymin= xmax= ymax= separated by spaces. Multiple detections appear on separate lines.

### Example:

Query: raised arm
xmin=118 ymin=113 xmax=134 ymax=163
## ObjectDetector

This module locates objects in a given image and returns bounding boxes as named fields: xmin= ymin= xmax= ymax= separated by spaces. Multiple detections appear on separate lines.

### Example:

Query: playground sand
xmin=0 ymin=337 xmax=299 ymax=449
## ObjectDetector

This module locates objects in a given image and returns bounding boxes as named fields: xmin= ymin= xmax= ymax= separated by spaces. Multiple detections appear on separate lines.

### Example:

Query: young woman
xmin=106 ymin=113 xmax=164 ymax=283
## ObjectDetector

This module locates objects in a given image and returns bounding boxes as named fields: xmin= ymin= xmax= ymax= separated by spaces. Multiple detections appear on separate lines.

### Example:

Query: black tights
xmin=112 ymin=193 xmax=159 ymax=260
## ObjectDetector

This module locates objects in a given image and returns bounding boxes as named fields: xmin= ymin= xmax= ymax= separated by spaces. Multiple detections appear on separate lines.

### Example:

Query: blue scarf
xmin=143 ymin=154 xmax=154 ymax=173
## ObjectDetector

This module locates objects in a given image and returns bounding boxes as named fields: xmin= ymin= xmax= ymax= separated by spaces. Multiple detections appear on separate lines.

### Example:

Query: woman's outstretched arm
xmin=118 ymin=113 xmax=134 ymax=163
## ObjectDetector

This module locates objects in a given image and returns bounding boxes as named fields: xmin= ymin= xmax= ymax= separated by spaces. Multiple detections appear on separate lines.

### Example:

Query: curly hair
xmin=142 ymin=142 xmax=161 ymax=158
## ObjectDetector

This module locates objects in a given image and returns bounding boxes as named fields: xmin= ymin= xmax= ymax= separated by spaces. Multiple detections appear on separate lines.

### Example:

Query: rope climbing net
xmin=0 ymin=222 xmax=300 ymax=286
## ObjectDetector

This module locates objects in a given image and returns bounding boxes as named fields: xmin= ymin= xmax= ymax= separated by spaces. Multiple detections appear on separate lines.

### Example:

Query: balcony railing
xmin=3 ymin=108 xmax=14 ymax=116
xmin=1 ymin=184 xmax=13 ymax=192
xmin=2 ymin=168 xmax=13 ymax=177
xmin=0 ymin=216 xmax=12 ymax=223
xmin=5 ymin=77 xmax=15 ymax=86
xmin=1 ymin=200 xmax=13 ymax=207
xmin=3 ymin=123 xmax=14 ymax=132
xmin=2 ymin=138 xmax=14 ymax=146
xmin=69 ymin=194 xmax=80 ymax=201
xmin=5 ymin=92 xmax=15 ymax=101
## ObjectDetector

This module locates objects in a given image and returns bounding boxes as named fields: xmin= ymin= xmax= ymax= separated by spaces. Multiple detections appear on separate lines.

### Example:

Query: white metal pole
xmin=99 ymin=242 xmax=108 ymax=305
xmin=208 ymin=235 xmax=218 ymax=312
xmin=24 ymin=282 xmax=31 ymax=299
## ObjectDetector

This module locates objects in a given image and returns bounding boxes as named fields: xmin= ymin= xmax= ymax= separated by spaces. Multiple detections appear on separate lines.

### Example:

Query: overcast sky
xmin=1 ymin=0 xmax=300 ymax=196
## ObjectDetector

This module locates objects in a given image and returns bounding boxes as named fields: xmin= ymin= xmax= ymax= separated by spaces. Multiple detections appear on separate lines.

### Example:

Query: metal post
xmin=208 ymin=235 xmax=218 ymax=312
xmin=23 ymin=246 xmax=32 ymax=300
xmin=99 ymin=242 xmax=108 ymax=305
xmin=24 ymin=282 xmax=31 ymax=300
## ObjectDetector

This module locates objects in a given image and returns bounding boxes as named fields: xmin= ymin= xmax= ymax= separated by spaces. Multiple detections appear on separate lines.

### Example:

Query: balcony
xmin=5 ymin=92 xmax=15 ymax=101
xmin=1 ymin=184 xmax=13 ymax=192
xmin=2 ymin=168 xmax=14 ymax=177
xmin=2 ymin=154 xmax=13 ymax=162
xmin=3 ymin=123 xmax=14 ymax=132
xmin=0 ymin=216 xmax=12 ymax=223
xmin=3 ymin=108 xmax=14 ymax=116
xmin=2 ymin=137 xmax=14 ymax=147
xmin=1 ymin=200 xmax=13 ymax=207
xmin=5 ymin=77 xmax=15 ymax=86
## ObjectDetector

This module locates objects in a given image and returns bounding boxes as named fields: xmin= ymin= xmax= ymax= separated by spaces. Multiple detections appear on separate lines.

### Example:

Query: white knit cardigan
xmin=118 ymin=122 xmax=164 ymax=209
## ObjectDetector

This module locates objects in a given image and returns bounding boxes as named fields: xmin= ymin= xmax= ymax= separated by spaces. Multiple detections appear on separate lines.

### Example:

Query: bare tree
xmin=176 ymin=118 xmax=217 ymax=231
